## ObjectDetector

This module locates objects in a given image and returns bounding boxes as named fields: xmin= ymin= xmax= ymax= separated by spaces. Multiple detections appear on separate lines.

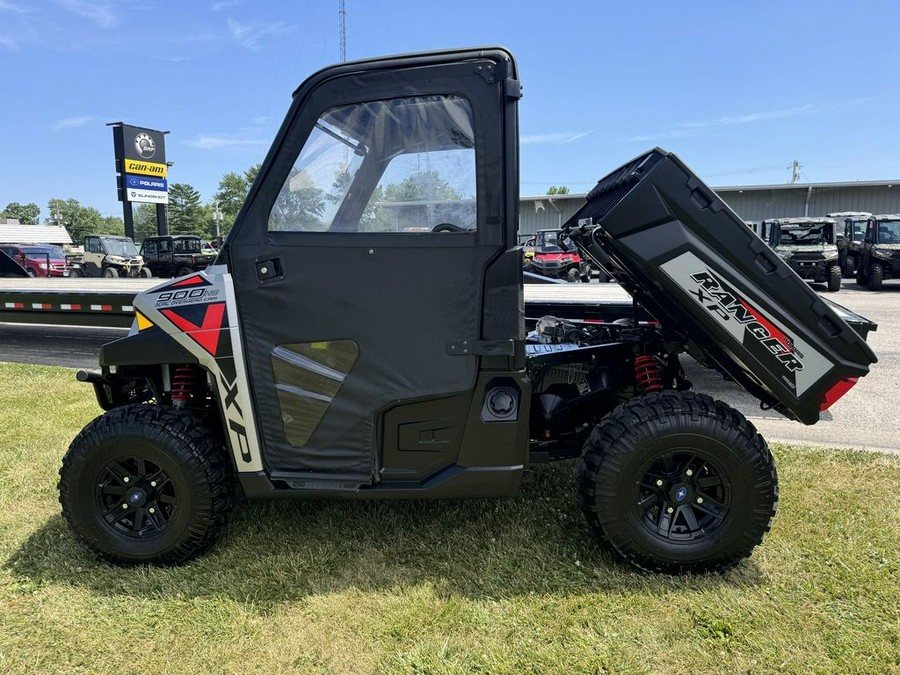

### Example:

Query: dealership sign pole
xmin=109 ymin=123 xmax=170 ymax=239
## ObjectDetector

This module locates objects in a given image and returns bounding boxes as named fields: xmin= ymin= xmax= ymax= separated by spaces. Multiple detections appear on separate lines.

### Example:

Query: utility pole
xmin=213 ymin=200 xmax=222 ymax=246
xmin=789 ymin=160 xmax=802 ymax=184
xmin=339 ymin=0 xmax=346 ymax=62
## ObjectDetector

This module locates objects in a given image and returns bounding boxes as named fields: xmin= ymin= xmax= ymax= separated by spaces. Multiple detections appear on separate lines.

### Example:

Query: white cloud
xmin=154 ymin=55 xmax=192 ymax=62
xmin=227 ymin=18 xmax=294 ymax=49
xmin=521 ymin=131 xmax=593 ymax=145
xmin=57 ymin=0 xmax=116 ymax=28
xmin=185 ymin=133 xmax=267 ymax=150
xmin=0 ymin=1 xmax=35 ymax=14
xmin=51 ymin=115 xmax=94 ymax=131
xmin=679 ymin=104 xmax=821 ymax=129
xmin=211 ymin=0 xmax=240 ymax=10
xmin=625 ymin=104 xmax=826 ymax=143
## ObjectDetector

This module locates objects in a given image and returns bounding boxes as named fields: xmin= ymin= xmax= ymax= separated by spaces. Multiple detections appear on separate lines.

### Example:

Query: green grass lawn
xmin=0 ymin=362 xmax=898 ymax=674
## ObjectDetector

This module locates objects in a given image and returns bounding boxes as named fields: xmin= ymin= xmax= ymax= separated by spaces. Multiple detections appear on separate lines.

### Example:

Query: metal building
xmin=519 ymin=180 xmax=900 ymax=239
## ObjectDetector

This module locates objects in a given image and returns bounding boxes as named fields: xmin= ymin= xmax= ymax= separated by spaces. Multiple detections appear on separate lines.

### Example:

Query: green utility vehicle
xmin=761 ymin=217 xmax=842 ymax=291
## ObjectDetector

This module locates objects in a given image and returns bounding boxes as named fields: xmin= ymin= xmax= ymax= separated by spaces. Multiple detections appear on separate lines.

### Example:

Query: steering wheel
xmin=432 ymin=222 xmax=467 ymax=233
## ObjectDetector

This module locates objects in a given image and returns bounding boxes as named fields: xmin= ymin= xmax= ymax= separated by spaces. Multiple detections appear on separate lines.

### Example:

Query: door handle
xmin=256 ymin=257 xmax=283 ymax=282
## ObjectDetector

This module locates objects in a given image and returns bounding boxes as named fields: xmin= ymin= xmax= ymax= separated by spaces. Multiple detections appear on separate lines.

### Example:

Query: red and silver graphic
xmin=661 ymin=251 xmax=832 ymax=397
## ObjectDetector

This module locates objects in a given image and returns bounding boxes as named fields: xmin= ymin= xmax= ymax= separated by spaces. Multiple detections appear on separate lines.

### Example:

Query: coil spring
xmin=634 ymin=354 xmax=663 ymax=392
xmin=171 ymin=365 xmax=200 ymax=406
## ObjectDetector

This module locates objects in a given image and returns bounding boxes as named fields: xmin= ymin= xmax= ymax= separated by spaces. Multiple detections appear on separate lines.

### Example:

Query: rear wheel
xmin=176 ymin=266 xmax=193 ymax=278
xmin=869 ymin=264 xmax=883 ymax=290
xmin=843 ymin=257 xmax=856 ymax=278
xmin=59 ymin=405 xmax=235 ymax=565
xmin=578 ymin=391 xmax=778 ymax=574
xmin=26 ymin=268 xmax=35 ymax=277
xmin=827 ymin=265 xmax=842 ymax=292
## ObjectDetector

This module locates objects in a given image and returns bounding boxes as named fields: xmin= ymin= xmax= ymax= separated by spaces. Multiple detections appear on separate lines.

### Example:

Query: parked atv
xmin=761 ymin=217 xmax=842 ymax=291
xmin=71 ymin=235 xmax=150 ymax=278
xmin=59 ymin=49 xmax=876 ymax=575
xmin=857 ymin=214 xmax=900 ymax=290
xmin=529 ymin=229 xmax=591 ymax=282
xmin=829 ymin=211 xmax=871 ymax=278
xmin=140 ymin=235 xmax=216 ymax=278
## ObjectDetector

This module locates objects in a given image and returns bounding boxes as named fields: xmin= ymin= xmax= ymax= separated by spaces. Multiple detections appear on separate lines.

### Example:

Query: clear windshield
xmin=536 ymin=231 xmax=562 ymax=253
xmin=780 ymin=225 xmax=828 ymax=245
xmin=104 ymin=239 xmax=139 ymax=256
xmin=877 ymin=220 xmax=900 ymax=243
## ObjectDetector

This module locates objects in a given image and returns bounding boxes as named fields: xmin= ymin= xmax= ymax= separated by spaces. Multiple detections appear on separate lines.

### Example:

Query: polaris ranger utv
xmin=857 ymin=214 xmax=900 ymax=290
xmin=527 ymin=229 xmax=591 ymax=282
xmin=829 ymin=211 xmax=871 ymax=278
xmin=59 ymin=48 xmax=876 ymax=574
xmin=761 ymin=217 xmax=842 ymax=291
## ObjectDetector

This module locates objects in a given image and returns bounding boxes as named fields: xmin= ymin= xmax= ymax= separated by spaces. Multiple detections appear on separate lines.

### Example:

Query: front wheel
xmin=578 ymin=391 xmax=778 ymax=574
xmin=566 ymin=267 xmax=579 ymax=283
xmin=176 ymin=266 xmax=193 ymax=278
xmin=59 ymin=405 xmax=236 ymax=565
xmin=869 ymin=264 xmax=883 ymax=291
xmin=139 ymin=267 xmax=153 ymax=278
xmin=102 ymin=267 xmax=118 ymax=278
xmin=827 ymin=265 xmax=842 ymax=292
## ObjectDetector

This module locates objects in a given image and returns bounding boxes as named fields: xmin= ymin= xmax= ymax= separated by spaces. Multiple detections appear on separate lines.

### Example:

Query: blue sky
xmin=2 ymin=0 xmax=900 ymax=221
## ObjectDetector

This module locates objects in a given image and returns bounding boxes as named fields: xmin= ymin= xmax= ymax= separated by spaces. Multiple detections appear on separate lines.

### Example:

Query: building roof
xmin=0 ymin=224 xmax=72 ymax=245
xmin=521 ymin=179 xmax=900 ymax=202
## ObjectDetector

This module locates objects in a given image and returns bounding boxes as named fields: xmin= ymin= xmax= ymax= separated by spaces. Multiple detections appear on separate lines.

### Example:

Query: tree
xmin=167 ymin=183 xmax=206 ymax=235
xmin=1 ymin=202 xmax=40 ymax=224
xmin=211 ymin=163 xmax=260 ymax=239
xmin=133 ymin=203 xmax=158 ymax=241
xmin=546 ymin=186 xmax=570 ymax=195
xmin=383 ymin=170 xmax=462 ymax=202
xmin=47 ymin=198 xmax=107 ymax=242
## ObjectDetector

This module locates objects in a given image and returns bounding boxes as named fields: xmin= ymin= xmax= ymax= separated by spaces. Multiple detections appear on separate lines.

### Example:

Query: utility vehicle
xmin=59 ymin=48 xmax=876 ymax=573
xmin=761 ymin=217 xmax=842 ymax=291
xmin=140 ymin=235 xmax=215 ymax=278
xmin=829 ymin=211 xmax=871 ymax=278
xmin=857 ymin=213 xmax=900 ymax=290
xmin=70 ymin=234 xmax=150 ymax=278
xmin=527 ymin=229 xmax=591 ymax=282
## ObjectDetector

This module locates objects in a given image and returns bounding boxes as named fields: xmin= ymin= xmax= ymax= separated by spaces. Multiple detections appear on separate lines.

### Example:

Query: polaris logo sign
xmin=661 ymin=251 xmax=832 ymax=396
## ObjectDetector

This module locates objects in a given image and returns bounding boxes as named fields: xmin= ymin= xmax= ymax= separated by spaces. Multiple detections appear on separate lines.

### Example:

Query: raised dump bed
xmin=564 ymin=148 xmax=877 ymax=425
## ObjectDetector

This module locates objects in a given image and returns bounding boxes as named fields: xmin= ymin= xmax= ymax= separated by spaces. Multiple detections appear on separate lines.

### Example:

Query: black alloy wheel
xmin=94 ymin=457 xmax=178 ymax=538
xmin=636 ymin=449 xmax=731 ymax=543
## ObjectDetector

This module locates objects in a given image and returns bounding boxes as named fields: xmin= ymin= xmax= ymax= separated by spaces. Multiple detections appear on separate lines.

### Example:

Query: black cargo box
xmin=563 ymin=149 xmax=877 ymax=425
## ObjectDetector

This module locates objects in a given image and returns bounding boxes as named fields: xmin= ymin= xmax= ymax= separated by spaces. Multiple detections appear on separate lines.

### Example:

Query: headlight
xmin=560 ymin=257 xmax=573 ymax=264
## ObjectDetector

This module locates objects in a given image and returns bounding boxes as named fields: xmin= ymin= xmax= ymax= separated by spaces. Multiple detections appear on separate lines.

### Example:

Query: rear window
xmin=23 ymin=247 xmax=64 ymax=259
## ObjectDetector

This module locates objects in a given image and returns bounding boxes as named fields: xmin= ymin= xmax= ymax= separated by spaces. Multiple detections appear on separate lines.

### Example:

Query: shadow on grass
xmin=6 ymin=463 xmax=763 ymax=606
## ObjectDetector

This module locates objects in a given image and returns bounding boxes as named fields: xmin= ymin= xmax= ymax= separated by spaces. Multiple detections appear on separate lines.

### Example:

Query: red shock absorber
xmin=634 ymin=354 xmax=663 ymax=392
xmin=171 ymin=365 xmax=200 ymax=407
